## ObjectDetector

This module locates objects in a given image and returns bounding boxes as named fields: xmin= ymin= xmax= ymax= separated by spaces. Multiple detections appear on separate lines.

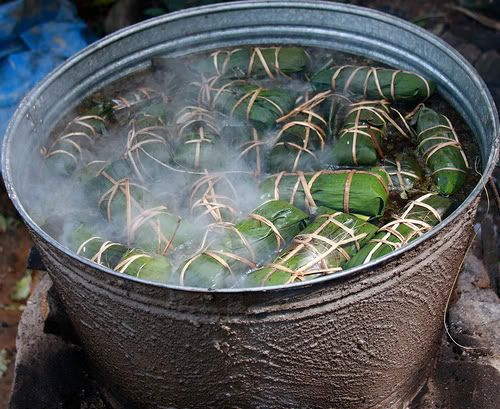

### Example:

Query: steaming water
xmin=21 ymin=46 xmax=480 ymax=288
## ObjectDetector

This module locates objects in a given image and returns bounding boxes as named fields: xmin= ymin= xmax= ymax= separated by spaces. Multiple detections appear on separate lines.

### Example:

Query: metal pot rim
xmin=2 ymin=0 xmax=499 ymax=294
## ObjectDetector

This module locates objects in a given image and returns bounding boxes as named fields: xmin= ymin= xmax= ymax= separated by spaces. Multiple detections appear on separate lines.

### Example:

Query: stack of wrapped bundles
xmin=72 ymin=225 xmax=173 ymax=283
xmin=348 ymin=193 xmax=453 ymax=267
xmin=40 ymin=44 xmax=475 ymax=289
xmin=247 ymin=208 xmax=378 ymax=286
xmin=178 ymin=200 xmax=308 ymax=288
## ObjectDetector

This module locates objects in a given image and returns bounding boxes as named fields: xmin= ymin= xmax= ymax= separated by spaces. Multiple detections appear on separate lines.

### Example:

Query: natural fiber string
xmin=341 ymin=103 xmax=388 ymax=161
xmin=277 ymin=90 xmax=333 ymax=123
xmin=76 ymin=237 xmax=122 ymax=265
xmin=111 ymin=88 xmax=157 ymax=111
xmin=248 ymin=213 xmax=285 ymax=250
xmin=417 ymin=115 xmax=470 ymax=173
xmin=383 ymin=160 xmax=420 ymax=191
xmin=178 ymin=222 xmax=258 ymax=285
xmin=176 ymin=106 xmax=220 ymax=137
xmin=98 ymin=172 xmax=178 ymax=255
xmin=125 ymin=120 xmax=169 ymax=181
xmin=238 ymin=128 xmax=265 ymax=176
xmin=211 ymin=48 xmax=242 ymax=76
xmin=343 ymin=171 xmax=354 ymax=213
xmin=442 ymin=159 xmax=490 ymax=352
xmin=330 ymin=66 xmax=432 ymax=101
xmin=259 ymin=212 xmax=367 ymax=284
xmin=362 ymin=193 xmax=439 ymax=263
xmin=230 ymin=87 xmax=285 ymax=120
xmin=114 ymin=253 xmax=152 ymax=275
xmin=180 ymin=204 xmax=292 ymax=284
xmin=190 ymin=172 xmax=239 ymax=223
xmin=271 ymin=169 xmax=388 ymax=213
xmin=127 ymin=206 xmax=181 ymax=255
xmin=43 ymin=115 xmax=106 ymax=163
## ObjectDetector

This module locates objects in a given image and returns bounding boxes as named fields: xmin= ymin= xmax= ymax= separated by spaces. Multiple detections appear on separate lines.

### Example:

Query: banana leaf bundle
xmin=72 ymin=225 xmax=172 ymax=282
xmin=42 ymin=114 xmax=107 ymax=176
xmin=71 ymin=224 xmax=127 ymax=268
xmin=382 ymin=157 xmax=423 ymax=198
xmin=82 ymin=160 xmax=189 ymax=254
xmin=193 ymin=47 xmax=309 ymax=79
xmin=81 ymin=158 xmax=139 ymax=207
xmin=234 ymin=127 xmax=269 ymax=176
xmin=311 ymin=65 xmax=435 ymax=103
xmin=347 ymin=193 xmax=453 ymax=267
xmin=125 ymin=103 xmax=171 ymax=180
xmin=268 ymin=95 xmax=329 ymax=172
xmin=185 ymin=74 xmax=222 ymax=107
xmin=178 ymin=200 xmax=308 ymax=288
xmin=411 ymin=106 xmax=469 ymax=195
xmin=114 ymin=250 xmax=172 ymax=283
xmin=333 ymin=100 xmax=391 ymax=166
xmin=175 ymin=106 xmax=221 ymax=137
xmin=173 ymin=130 xmax=229 ymax=171
xmin=211 ymin=82 xmax=296 ymax=130
xmin=111 ymin=87 xmax=162 ymax=113
xmin=190 ymin=172 xmax=241 ymax=224
xmin=172 ymin=106 xmax=228 ymax=170
xmin=259 ymin=169 xmax=389 ymax=217
xmin=246 ymin=208 xmax=378 ymax=286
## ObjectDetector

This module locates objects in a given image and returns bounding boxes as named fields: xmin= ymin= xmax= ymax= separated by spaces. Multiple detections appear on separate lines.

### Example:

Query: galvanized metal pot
xmin=3 ymin=1 xmax=499 ymax=408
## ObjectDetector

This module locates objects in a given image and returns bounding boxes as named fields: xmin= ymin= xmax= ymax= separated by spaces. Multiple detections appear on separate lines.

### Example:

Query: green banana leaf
xmin=81 ymin=159 xmax=191 ymax=254
xmin=81 ymin=158 xmax=135 ymax=203
xmin=189 ymin=172 xmax=258 ymax=225
xmin=177 ymin=200 xmax=308 ymax=288
xmin=193 ymin=47 xmax=309 ymax=79
xmin=211 ymin=82 xmax=296 ymax=130
xmin=225 ymin=125 xmax=270 ymax=176
xmin=71 ymin=225 xmax=172 ymax=283
xmin=114 ymin=250 xmax=172 ymax=283
xmin=172 ymin=106 xmax=229 ymax=171
xmin=247 ymin=208 xmax=378 ymax=286
xmin=71 ymin=224 xmax=127 ymax=268
xmin=125 ymin=103 xmax=172 ymax=180
xmin=347 ymin=193 xmax=453 ymax=267
xmin=410 ymin=105 xmax=469 ymax=195
xmin=111 ymin=87 xmax=163 ymax=114
xmin=311 ymin=66 xmax=435 ymax=103
xmin=172 ymin=130 xmax=231 ymax=171
xmin=43 ymin=112 xmax=108 ymax=176
xmin=382 ymin=157 xmax=423 ymax=198
xmin=175 ymin=106 xmax=221 ymax=138
xmin=268 ymin=101 xmax=329 ymax=172
xmin=333 ymin=100 xmax=389 ymax=166
xmin=259 ymin=169 xmax=390 ymax=217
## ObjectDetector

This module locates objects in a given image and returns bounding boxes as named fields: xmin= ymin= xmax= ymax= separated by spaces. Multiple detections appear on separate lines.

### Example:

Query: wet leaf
xmin=10 ymin=270 xmax=32 ymax=302
xmin=0 ymin=303 xmax=23 ymax=311
xmin=413 ymin=13 xmax=445 ymax=28
xmin=0 ymin=349 xmax=10 ymax=378
xmin=0 ymin=214 xmax=17 ymax=233
xmin=144 ymin=7 xmax=166 ymax=17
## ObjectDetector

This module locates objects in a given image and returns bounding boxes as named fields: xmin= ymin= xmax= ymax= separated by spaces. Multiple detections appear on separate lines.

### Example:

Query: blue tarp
xmin=0 ymin=0 xmax=94 ymax=146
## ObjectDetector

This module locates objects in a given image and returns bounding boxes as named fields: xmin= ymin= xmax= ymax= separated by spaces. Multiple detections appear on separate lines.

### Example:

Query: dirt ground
xmin=0 ymin=183 xmax=34 ymax=406
xmin=0 ymin=0 xmax=498 ymax=408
